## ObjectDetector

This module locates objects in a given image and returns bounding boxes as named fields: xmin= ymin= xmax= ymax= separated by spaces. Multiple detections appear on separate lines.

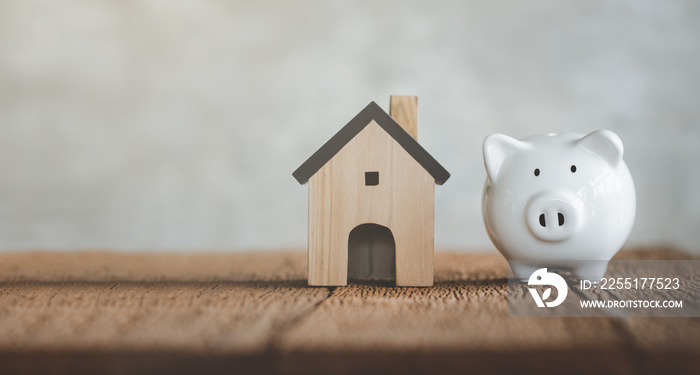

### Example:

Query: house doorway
xmin=347 ymin=223 xmax=396 ymax=282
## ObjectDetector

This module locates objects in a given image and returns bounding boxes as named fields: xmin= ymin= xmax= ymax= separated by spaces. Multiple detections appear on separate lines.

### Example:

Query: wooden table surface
xmin=0 ymin=248 xmax=698 ymax=375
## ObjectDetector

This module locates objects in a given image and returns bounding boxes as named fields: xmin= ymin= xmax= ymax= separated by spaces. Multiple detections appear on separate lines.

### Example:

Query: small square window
xmin=365 ymin=171 xmax=379 ymax=186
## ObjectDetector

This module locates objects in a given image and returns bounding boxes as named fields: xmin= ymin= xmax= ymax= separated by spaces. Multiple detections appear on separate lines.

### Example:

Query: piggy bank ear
xmin=577 ymin=129 xmax=624 ymax=167
xmin=483 ymin=134 xmax=526 ymax=183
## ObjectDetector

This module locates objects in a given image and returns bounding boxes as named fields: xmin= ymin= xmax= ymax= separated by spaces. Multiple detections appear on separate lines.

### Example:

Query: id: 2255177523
xmin=583 ymin=277 xmax=681 ymax=290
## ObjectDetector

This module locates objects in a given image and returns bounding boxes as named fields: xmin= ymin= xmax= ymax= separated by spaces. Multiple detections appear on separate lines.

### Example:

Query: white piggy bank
xmin=482 ymin=130 xmax=636 ymax=281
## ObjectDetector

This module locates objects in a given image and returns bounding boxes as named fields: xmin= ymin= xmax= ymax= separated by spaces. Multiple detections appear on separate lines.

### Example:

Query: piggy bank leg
xmin=509 ymin=263 xmax=539 ymax=282
xmin=572 ymin=261 xmax=608 ymax=283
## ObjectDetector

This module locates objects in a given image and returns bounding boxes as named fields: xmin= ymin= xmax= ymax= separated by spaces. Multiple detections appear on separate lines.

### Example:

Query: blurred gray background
xmin=0 ymin=0 xmax=698 ymax=253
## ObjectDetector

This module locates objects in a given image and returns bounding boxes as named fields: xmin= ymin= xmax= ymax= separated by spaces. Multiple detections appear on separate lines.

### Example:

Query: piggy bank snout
xmin=526 ymin=192 xmax=584 ymax=243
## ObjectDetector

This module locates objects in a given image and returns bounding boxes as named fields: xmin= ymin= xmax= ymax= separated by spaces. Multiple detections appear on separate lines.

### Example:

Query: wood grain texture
xmin=390 ymin=95 xmax=418 ymax=139
xmin=308 ymin=120 xmax=434 ymax=286
xmin=0 ymin=248 xmax=697 ymax=375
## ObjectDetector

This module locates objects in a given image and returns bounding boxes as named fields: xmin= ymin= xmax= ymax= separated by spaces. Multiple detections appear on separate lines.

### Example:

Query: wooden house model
xmin=293 ymin=96 xmax=450 ymax=286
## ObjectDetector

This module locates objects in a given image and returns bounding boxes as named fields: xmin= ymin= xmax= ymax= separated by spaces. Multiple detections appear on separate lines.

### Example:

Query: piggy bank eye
xmin=534 ymin=168 xmax=540 ymax=177
xmin=570 ymin=165 xmax=577 ymax=173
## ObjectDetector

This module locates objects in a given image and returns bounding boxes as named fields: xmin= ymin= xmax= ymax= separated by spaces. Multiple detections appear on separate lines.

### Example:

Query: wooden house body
xmin=293 ymin=97 xmax=450 ymax=286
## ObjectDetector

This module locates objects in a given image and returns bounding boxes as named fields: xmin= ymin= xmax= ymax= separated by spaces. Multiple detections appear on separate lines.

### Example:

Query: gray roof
xmin=293 ymin=102 xmax=450 ymax=185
